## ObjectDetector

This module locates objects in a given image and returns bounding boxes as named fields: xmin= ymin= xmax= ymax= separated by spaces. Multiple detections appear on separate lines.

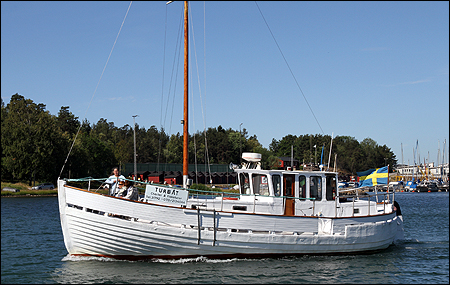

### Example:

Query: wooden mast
xmin=183 ymin=1 xmax=189 ymax=188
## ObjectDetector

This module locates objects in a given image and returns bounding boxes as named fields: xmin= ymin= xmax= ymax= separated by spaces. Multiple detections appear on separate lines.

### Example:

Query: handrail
xmin=64 ymin=177 xmax=395 ymax=216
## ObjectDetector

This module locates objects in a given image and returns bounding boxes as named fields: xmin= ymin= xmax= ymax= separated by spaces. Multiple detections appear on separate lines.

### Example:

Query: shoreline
xmin=1 ymin=194 xmax=58 ymax=198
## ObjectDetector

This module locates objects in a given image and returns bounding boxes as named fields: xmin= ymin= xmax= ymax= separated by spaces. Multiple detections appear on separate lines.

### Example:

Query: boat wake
xmin=61 ymin=254 xmax=247 ymax=263
xmin=61 ymin=254 xmax=121 ymax=262
xmin=150 ymin=256 xmax=243 ymax=264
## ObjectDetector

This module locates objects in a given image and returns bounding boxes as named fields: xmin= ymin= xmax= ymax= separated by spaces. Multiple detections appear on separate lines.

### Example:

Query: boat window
xmin=299 ymin=175 xmax=306 ymax=199
xmin=272 ymin=174 xmax=281 ymax=196
xmin=239 ymin=173 xmax=251 ymax=195
xmin=326 ymin=175 xmax=336 ymax=200
xmin=284 ymin=175 xmax=294 ymax=197
xmin=310 ymin=176 xmax=322 ymax=200
xmin=252 ymin=174 xmax=269 ymax=195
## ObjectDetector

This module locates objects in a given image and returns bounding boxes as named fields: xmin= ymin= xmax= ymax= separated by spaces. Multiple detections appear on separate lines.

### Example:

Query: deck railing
xmin=64 ymin=178 xmax=396 ymax=217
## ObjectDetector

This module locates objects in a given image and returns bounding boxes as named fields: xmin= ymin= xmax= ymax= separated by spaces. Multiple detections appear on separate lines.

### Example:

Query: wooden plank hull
xmin=57 ymin=179 xmax=403 ymax=260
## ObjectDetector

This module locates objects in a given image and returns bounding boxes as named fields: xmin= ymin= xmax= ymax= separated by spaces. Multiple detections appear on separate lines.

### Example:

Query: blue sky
xmin=2 ymin=1 xmax=449 ymax=167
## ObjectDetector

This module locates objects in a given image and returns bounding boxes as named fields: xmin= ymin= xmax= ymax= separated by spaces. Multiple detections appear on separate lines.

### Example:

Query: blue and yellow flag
xmin=357 ymin=166 xmax=388 ymax=187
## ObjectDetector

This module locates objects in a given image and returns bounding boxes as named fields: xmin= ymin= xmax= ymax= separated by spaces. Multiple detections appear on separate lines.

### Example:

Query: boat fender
xmin=393 ymin=201 xmax=402 ymax=216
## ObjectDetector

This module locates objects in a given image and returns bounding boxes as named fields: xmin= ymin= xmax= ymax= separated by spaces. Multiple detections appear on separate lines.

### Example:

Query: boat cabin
xmin=235 ymin=152 xmax=336 ymax=201
xmin=236 ymin=169 xmax=337 ymax=201
xmin=186 ymin=153 xmax=364 ymax=218
xmin=233 ymin=167 xmax=337 ymax=216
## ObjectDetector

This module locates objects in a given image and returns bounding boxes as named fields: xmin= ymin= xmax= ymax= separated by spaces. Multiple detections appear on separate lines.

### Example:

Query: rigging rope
xmin=157 ymin=4 xmax=169 ymax=170
xmin=158 ymin=3 xmax=184 ymax=176
xmin=58 ymin=1 xmax=133 ymax=179
xmin=254 ymin=1 xmax=324 ymax=135
xmin=189 ymin=3 xmax=212 ymax=184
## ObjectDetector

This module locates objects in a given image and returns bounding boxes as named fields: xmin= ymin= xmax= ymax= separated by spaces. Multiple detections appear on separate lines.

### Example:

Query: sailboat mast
xmin=183 ymin=1 xmax=189 ymax=188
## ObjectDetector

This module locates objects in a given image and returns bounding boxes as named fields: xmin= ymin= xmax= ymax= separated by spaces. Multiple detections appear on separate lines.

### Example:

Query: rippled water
xmin=1 ymin=192 xmax=448 ymax=284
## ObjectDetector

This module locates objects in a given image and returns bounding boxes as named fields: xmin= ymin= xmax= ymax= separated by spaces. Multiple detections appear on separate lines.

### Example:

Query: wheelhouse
xmin=235 ymin=169 xmax=337 ymax=201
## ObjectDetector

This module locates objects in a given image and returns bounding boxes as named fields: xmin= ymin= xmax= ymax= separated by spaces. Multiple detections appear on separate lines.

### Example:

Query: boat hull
xmin=58 ymin=180 xmax=403 ymax=260
xmin=416 ymin=184 xmax=439 ymax=192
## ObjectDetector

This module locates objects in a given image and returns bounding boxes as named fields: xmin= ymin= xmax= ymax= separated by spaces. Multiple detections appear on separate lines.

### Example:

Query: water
xmin=2 ymin=192 xmax=449 ymax=284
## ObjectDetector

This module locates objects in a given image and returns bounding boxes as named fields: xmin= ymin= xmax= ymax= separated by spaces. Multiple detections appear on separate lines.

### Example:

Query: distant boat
xmin=404 ymin=181 xmax=417 ymax=192
xmin=437 ymin=181 xmax=449 ymax=192
xmin=57 ymin=1 xmax=404 ymax=260
xmin=416 ymin=181 xmax=439 ymax=192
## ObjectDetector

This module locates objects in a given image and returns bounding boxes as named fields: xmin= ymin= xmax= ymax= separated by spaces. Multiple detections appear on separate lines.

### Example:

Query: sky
xmin=2 ymin=1 xmax=449 ymax=167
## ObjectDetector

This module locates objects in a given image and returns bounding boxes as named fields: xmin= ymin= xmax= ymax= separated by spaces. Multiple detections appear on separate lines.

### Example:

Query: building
xmin=275 ymin=157 xmax=300 ymax=170
xmin=395 ymin=163 xmax=449 ymax=181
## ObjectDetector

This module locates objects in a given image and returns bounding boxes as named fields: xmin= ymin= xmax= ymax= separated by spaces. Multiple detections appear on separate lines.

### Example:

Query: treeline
xmin=1 ymin=94 xmax=397 ymax=184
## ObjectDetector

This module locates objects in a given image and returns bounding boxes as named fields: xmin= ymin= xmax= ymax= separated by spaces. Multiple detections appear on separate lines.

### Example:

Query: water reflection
xmin=52 ymin=251 xmax=410 ymax=284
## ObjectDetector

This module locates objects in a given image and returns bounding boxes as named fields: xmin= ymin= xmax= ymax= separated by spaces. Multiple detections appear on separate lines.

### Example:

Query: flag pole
xmin=387 ymin=164 xmax=390 ymax=193
xmin=327 ymin=132 xmax=334 ymax=171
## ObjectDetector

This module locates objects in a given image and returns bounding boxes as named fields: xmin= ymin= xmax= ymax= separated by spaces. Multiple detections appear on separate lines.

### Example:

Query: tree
xmin=164 ymin=133 xmax=183 ymax=163
xmin=269 ymin=138 xmax=279 ymax=153
xmin=275 ymin=134 xmax=298 ymax=157
xmin=333 ymin=136 xmax=362 ymax=174
xmin=1 ymin=94 xmax=61 ymax=182
xmin=56 ymin=106 xmax=80 ymax=137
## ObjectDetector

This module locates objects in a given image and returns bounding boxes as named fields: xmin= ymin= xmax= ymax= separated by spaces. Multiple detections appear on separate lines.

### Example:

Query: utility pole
xmin=132 ymin=115 xmax=138 ymax=181
xmin=239 ymin=123 xmax=243 ymax=164
xmin=314 ymin=144 xmax=317 ymax=166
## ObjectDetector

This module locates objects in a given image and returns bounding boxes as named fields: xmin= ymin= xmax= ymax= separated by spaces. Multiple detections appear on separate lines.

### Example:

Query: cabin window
xmin=284 ymin=175 xmax=294 ymax=197
xmin=310 ymin=176 xmax=322 ymax=200
xmin=252 ymin=174 xmax=269 ymax=195
xmin=326 ymin=175 xmax=336 ymax=200
xmin=299 ymin=175 xmax=306 ymax=199
xmin=272 ymin=175 xmax=281 ymax=196
xmin=239 ymin=173 xmax=251 ymax=195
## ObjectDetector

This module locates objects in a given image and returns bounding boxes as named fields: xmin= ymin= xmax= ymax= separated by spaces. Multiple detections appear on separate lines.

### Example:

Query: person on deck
xmin=115 ymin=179 xmax=139 ymax=201
xmin=104 ymin=167 xmax=125 ymax=196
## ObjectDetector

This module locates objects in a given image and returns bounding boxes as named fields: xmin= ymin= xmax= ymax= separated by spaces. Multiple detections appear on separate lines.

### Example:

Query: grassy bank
xmin=1 ymin=189 xmax=58 ymax=197
xmin=1 ymin=182 xmax=57 ymax=197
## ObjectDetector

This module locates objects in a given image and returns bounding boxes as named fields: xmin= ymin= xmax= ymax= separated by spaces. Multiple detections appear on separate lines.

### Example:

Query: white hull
xmin=58 ymin=179 xmax=404 ymax=260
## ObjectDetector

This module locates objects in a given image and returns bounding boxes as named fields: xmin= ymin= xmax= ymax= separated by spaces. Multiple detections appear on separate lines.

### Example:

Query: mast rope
xmin=189 ymin=3 xmax=212 ymax=184
xmin=158 ymin=4 xmax=184 ymax=176
xmin=58 ymin=1 xmax=133 ymax=179
xmin=157 ymin=4 xmax=170 ymax=171
xmin=158 ymin=3 xmax=182 ymax=172
xmin=254 ymin=1 xmax=324 ymax=134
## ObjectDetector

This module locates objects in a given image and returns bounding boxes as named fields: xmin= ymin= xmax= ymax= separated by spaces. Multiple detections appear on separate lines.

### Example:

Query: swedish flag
xmin=357 ymin=166 xmax=388 ymax=187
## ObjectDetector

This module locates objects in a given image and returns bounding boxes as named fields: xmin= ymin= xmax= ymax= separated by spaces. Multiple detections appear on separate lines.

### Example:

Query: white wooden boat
xmin=57 ymin=2 xmax=404 ymax=260
xmin=57 ymin=152 xmax=404 ymax=260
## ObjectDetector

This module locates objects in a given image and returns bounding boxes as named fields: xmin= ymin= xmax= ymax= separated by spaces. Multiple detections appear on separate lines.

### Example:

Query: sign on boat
xmin=144 ymin=185 xmax=189 ymax=205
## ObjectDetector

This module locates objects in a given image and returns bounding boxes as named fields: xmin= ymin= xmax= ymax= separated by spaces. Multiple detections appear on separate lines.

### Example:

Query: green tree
xmin=164 ymin=133 xmax=183 ymax=163
xmin=269 ymin=138 xmax=279 ymax=153
xmin=1 ymin=94 xmax=61 ymax=182
xmin=56 ymin=106 xmax=80 ymax=137
xmin=333 ymin=135 xmax=362 ymax=174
